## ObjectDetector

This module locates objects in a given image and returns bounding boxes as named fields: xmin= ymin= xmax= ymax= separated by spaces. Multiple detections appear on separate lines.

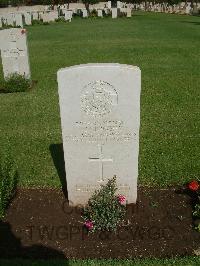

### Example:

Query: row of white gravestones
xmin=0 ymin=13 xmax=12 ymax=26
xmin=119 ymin=7 xmax=132 ymax=17
xmin=135 ymin=2 xmax=199 ymax=14
xmin=0 ymin=12 xmax=32 ymax=27
xmin=57 ymin=63 xmax=141 ymax=205
xmin=0 ymin=11 xmax=62 ymax=28
xmin=0 ymin=8 xmax=133 ymax=26
xmin=0 ymin=28 xmax=30 ymax=79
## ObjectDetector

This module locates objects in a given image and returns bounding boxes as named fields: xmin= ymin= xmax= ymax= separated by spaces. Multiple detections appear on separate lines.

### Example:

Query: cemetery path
xmin=1 ymin=188 xmax=200 ymax=259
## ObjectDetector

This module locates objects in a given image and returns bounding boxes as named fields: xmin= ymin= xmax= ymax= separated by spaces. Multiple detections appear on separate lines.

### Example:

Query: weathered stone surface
xmin=0 ymin=28 xmax=30 ymax=78
xmin=57 ymin=63 xmax=141 ymax=205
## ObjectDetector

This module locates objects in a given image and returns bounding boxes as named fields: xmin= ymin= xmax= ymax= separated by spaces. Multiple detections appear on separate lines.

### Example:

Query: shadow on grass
xmin=0 ymin=220 xmax=67 ymax=260
xmin=180 ymin=21 xmax=200 ymax=26
xmin=49 ymin=144 xmax=68 ymax=199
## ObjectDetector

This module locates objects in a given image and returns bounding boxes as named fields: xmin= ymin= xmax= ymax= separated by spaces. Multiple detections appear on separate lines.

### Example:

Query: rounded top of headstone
xmin=57 ymin=63 xmax=140 ymax=76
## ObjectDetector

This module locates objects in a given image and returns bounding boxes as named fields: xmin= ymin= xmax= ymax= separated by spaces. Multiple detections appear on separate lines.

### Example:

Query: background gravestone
xmin=112 ymin=8 xmax=118 ymax=18
xmin=57 ymin=64 xmax=141 ymax=205
xmin=32 ymin=12 xmax=39 ymax=20
xmin=97 ymin=9 xmax=103 ymax=17
xmin=82 ymin=9 xmax=88 ymax=18
xmin=0 ymin=28 xmax=31 ymax=78
xmin=64 ymin=10 xmax=73 ymax=22
xmin=7 ymin=13 xmax=14 ymax=26
xmin=15 ymin=13 xmax=23 ymax=28
xmin=24 ymin=12 xmax=32 ymax=25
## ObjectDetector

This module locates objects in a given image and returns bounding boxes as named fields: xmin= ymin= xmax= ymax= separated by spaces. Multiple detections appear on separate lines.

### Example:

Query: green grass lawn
xmin=1 ymin=257 xmax=200 ymax=266
xmin=0 ymin=12 xmax=199 ymax=188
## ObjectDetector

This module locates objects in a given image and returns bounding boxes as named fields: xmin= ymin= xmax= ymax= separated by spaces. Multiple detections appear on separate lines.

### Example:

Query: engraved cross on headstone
xmin=88 ymin=144 xmax=113 ymax=182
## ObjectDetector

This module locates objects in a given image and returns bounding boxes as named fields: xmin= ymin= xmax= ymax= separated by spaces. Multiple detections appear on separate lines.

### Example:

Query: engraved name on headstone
xmin=57 ymin=64 xmax=141 ymax=205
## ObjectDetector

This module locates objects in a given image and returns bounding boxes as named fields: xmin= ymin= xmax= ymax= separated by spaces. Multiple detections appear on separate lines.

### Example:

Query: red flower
xmin=188 ymin=180 xmax=199 ymax=191
xmin=84 ymin=220 xmax=94 ymax=230
xmin=21 ymin=29 xmax=26 ymax=35
xmin=117 ymin=195 xmax=126 ymax=205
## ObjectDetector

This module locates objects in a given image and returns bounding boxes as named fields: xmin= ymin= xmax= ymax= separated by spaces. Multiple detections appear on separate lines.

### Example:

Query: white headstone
xmin=73 ymin=8 xmax=78 ymax=14
xmin=42 ymin=11 xmax=58 ymax=22
xmin=127 ymin=8 xmax=132 ymax=17
xmin=97 ymin=9 xmax=103 ymax=17
xmin=117 ymin=1 xmax=122 ymax=8
xmin=39 ymin=12 xmax=44 ymax=20
xmin=32 ymin=12 xmax=39 ymax=20
xmin=140 ymin=4 xmax=145 ymax=11
xmin=64 ymin=10 xmax=73 ymax=22
xmin=41 ymin=13 xmax=49 ymax=22
xmin=103 ymin=8 xmax=109 ymax=15
xmin=15 ymin=13 xmax=23 ymax=28
xmin=1 ymin=15 xmax=5 ymax=26
xmin=82 ymin=9 xmax=88 ymax=18
xmin=57 ymin=63 xmax=141 ymax=206
xmin=24 ymin=12 xmax=32 ymax=25
xmin=0 ymin=28 xmax=30 ymax=79
xmin=157 ymin=4 xmax=161 ymax=12
xmin=185 ymin=3 xmax=191 ymax=14
xmin=112 ymin=8 xmax=118 ymax=18
xmin=107 ymin=1 xmax=111 ymax=9
xmin=0 ymin=16 xmax=2 ymax=28
xmin=168 ymin=5 xmax=173 ymax=13
xmin=49 ymin=11 xmax=58 ymax=21
xmin=7 ymin=13 xmax=15 ymax=26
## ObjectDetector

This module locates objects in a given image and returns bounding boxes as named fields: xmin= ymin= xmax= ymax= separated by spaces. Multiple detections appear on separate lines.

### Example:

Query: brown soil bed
xmin=1 ymin=187 xmax=200 ymax=259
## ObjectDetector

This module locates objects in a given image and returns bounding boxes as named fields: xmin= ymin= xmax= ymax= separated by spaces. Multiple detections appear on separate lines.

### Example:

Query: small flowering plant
xmin=188 ymin=180 xmax=199 ymax=191
xmin=82 ymin=176 xmax=126 ymax=232
xmin=84 ymin=220 xmax=94 ymax=230
xmin=21 ymin=29 xmax=26 ymax=34
xmin=187 ymin=180 xmax=200 ymax=231
xmin=117 ymin=195 xmax=126 ymax=205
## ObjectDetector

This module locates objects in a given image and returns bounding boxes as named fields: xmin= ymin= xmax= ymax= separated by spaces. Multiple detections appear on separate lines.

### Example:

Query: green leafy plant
xmin=0 ymin=154 xmax=19 ymax=219
xmin=0 ymin=73 xmax=31 ymax=93
xmin=102 ymin=10 xmax=111 ymax=18
xmin=32 ymin=19 xmax=44 ymax=25
xmin=90 ymin=9 xmax=98 ymax=18
xmin=118 ymin=11 xmax=127 ymax=18
xmin=193 ymin=204 xmax=200 ymax=218
xmin=82 ymin=176 xmax=126 ymax=232
xmin=55 ymin=17 xmax=66 ymax=23
xmin=42 ymin=22 xmax=50 ymax=26
xmin=193 ymin=202 xmax=200 ymax=232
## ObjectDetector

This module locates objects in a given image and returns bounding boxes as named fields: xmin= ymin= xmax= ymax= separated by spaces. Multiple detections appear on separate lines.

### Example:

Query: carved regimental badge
xmin=81 ymin=80 xmax=118 ymax=116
